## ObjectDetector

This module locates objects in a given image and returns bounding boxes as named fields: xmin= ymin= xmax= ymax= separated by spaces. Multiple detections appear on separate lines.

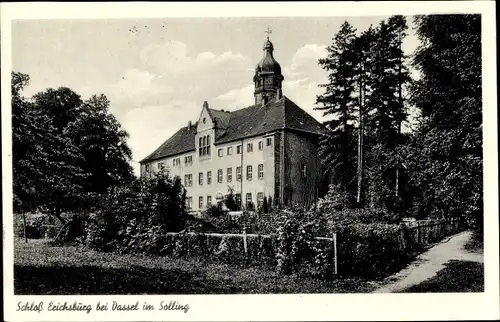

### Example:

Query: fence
xmin=162 ymin=218 xmax=465 ymax=279
xmin=336 ymin=218 xmax=465 ymax=278
xmin=163 ymin=231 xmax=338 ymax=275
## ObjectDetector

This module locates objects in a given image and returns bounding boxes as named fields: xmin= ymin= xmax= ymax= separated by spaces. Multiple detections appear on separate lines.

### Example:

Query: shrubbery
xmin=84 ymin=170 xmax=187 ymax=253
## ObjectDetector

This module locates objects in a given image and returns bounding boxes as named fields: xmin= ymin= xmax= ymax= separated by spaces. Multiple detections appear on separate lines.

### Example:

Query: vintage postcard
xmin=2 ymin=1 xmax=499 ymax=321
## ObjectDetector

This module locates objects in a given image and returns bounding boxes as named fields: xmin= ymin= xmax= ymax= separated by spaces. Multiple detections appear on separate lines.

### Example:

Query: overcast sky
xmin=12 ymin=16 xmax=419 ymax=175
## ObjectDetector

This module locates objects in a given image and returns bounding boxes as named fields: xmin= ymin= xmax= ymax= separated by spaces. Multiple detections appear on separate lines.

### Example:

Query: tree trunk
xmin=395 ymin=31 xmax=403 ymax=198
xmin=357 ymin=64 xmax=364 ymax=205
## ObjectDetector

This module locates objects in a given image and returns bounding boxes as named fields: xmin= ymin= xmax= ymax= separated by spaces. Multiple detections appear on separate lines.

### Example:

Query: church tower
xmin=253 ymin=28 xmax=284 ymax=105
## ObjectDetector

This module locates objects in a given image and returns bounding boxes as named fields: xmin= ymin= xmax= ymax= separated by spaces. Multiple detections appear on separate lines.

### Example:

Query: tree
xmin=362 ymin=17 xmax=411 ymax=210
xmin=12 ymin=72 xmax=37 ymax=214
xmin=224 ymin=187 xmax=240 ymax=211
xmin=12 ymin=73 xmax=87 ymax=225
xmin=410 ymin=15 xmax=482 ymax=229
xmin=66 ymin=94 xmax=134 ymax=196
xmin=28 ymin=87 xmax=88 ymax=223
xmin=262 ymin=196 xmax=269 ymax=214
xmin=352 ymin=26 xmax=377 ymax=206
xmin=315 ymin=21 xmax=359 ymax=202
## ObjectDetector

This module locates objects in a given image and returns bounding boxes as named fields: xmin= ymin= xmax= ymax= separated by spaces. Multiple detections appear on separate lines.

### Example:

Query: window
xmin=145 ymin=164 xmax=150 ymax=172
xmin=217 ymin=169 xmax=223 ymax=183
xmin=236 ymin=166 xmax=242 ymax=181
xmin=218 ymin=148 xmax=223 ymax=157
xmin=266 ymin=137 xmax=272 ymax=146
xmin=246 ymin=165 xmax=253 ymax=180
xmin=199 ymin=135 xmax=211 ymax=156
xmin=199 ymin=196 xmax=204 ymax=209
xmin=184 ymin=174 xmax=192 ymax=187
xmin=237 ymin=145 xmax=242 ymax=154
xmin=258 ymin=141 xmax=263 ymax=150
xmin=207 ymin=196 xmax=212 ymax=206
xmin=207 ymin=171 xmax=212 ymax=184
xmin=246 ymin=193 xmax=252 ymax=206
xmin=247 ymin=143 xmax=253 ymax=152
xmin=173 ymin=158 xmax=181 ymax=166
xmin=257 ymin=192 xmax=264 ymax=207
xmin=185 ymin=156 xmax=192 ymax=165
xmin=198 ymin=172 xmax=203 ymax=185
xmin=302 ymin=164 xmax=307 ymax=178
xmin=158 ymin=162 xmax=164 ymax=170
xmin=227 ymin=146 xmax=233 ymax=155
xmin=235 ymin=194 xmax=241 ymax=207
xmin=258 ymin=164 xmax=264 ymax=179
xmin=186 ymin=197 xmax=193 ymax=210
xmin=227 ymin=168 xmax=232 ymax=182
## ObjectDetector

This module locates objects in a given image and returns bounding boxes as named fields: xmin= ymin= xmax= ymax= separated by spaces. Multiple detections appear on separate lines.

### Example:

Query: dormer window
xmin=203 ymin=117 xmax=206 ymax=124
xmin=199 ymin=134 xmax=211 ymax=156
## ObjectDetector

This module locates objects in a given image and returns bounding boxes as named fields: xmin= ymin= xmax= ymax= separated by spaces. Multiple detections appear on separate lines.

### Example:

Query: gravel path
xmin=372 ymin=231 xmax=483 ymax=293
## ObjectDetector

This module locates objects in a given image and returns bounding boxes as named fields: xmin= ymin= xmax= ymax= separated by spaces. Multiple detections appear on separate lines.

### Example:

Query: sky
xmin=12 ymin=16 xmax=420 ymax=176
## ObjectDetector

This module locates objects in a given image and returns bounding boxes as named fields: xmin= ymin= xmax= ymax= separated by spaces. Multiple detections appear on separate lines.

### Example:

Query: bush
xmin=84 ymin=171 xmax=188 ymax=253
xmin=204 ymin=203 xmax=225 ymax=218
xmin=333 ymin=222 xmax=409 ymax=278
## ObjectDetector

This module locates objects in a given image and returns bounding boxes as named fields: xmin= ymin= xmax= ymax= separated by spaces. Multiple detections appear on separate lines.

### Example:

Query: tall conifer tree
xmin=315 ymin=21 xmax=359 ymax=202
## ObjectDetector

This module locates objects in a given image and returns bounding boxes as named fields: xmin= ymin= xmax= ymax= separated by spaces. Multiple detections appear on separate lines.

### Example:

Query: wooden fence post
xmin=243 ymin=227 xmax=248 ymax=255
xmin=22 ymin=213 xmax=28 ymax=243
xmin=416 ymin=222 xmax=420 ymax=245
xmin=333 ymin=232 xmax=338 ymax=278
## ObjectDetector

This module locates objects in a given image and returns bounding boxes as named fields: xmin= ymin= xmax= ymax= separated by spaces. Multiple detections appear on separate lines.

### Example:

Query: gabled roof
xmin=208 ymin=108 xmax=231 ymax=129
xmin=140 ymin=123 xmax=197 ymax=163
xmin=140 ymin=96 xmax=325 ymax=163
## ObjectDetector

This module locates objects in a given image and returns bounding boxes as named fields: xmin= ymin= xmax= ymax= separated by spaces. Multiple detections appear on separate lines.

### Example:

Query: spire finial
xmin=265 ymin=27 xmax=272 ymax=40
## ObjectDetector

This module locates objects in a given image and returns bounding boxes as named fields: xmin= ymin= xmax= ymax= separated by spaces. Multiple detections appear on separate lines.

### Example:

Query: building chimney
xmin=203 ymin=101 xmax=209 ymax=109
xmin=188 ymin=121 xmax=192 ymax=129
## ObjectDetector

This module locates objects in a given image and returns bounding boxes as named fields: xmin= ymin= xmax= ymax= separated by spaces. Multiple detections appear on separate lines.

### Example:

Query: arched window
xmin=207 ymin=135 xmax=211 ymax=145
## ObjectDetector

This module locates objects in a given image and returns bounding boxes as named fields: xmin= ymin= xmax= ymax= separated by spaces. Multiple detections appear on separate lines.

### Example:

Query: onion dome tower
xmin=253 ymin=28 xmax=284 ymax=105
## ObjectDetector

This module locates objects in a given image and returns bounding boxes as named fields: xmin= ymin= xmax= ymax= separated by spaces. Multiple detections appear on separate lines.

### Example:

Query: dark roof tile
xmin=140 ymin=96 xmax=325 ymax=163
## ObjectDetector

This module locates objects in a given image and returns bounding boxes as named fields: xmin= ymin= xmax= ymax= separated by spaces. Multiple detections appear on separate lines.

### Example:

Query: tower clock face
xmin=265 ymin=78 xmax=273 ymax=85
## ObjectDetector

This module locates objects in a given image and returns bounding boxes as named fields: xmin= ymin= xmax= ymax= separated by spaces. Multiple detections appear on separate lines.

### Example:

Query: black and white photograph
xmin=2 ymin=2 xmax=498 ymax=321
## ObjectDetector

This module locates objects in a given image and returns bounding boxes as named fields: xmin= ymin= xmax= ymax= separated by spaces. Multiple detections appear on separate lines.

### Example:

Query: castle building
xmin=139 ymin=34 xmax=325 ymax=212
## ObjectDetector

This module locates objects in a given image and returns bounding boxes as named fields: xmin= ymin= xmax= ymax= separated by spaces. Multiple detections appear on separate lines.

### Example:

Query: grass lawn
xmin=14 ymin=238 xmax=374 ymax=294
xmin=399 ymin=260 xmax=484 ymax=293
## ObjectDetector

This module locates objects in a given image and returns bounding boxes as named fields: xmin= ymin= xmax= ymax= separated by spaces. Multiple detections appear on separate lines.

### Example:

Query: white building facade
xmin=140 ymin=36 xmax=325 ymax=212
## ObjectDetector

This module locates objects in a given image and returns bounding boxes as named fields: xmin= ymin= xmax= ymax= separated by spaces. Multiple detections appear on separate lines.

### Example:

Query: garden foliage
xmin=85 ymin=170 xmax=187 ymax=252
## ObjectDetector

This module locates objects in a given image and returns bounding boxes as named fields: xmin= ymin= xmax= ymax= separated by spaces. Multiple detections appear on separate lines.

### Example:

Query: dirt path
xmin=372 ymin=231 xmax=483 ymax=293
